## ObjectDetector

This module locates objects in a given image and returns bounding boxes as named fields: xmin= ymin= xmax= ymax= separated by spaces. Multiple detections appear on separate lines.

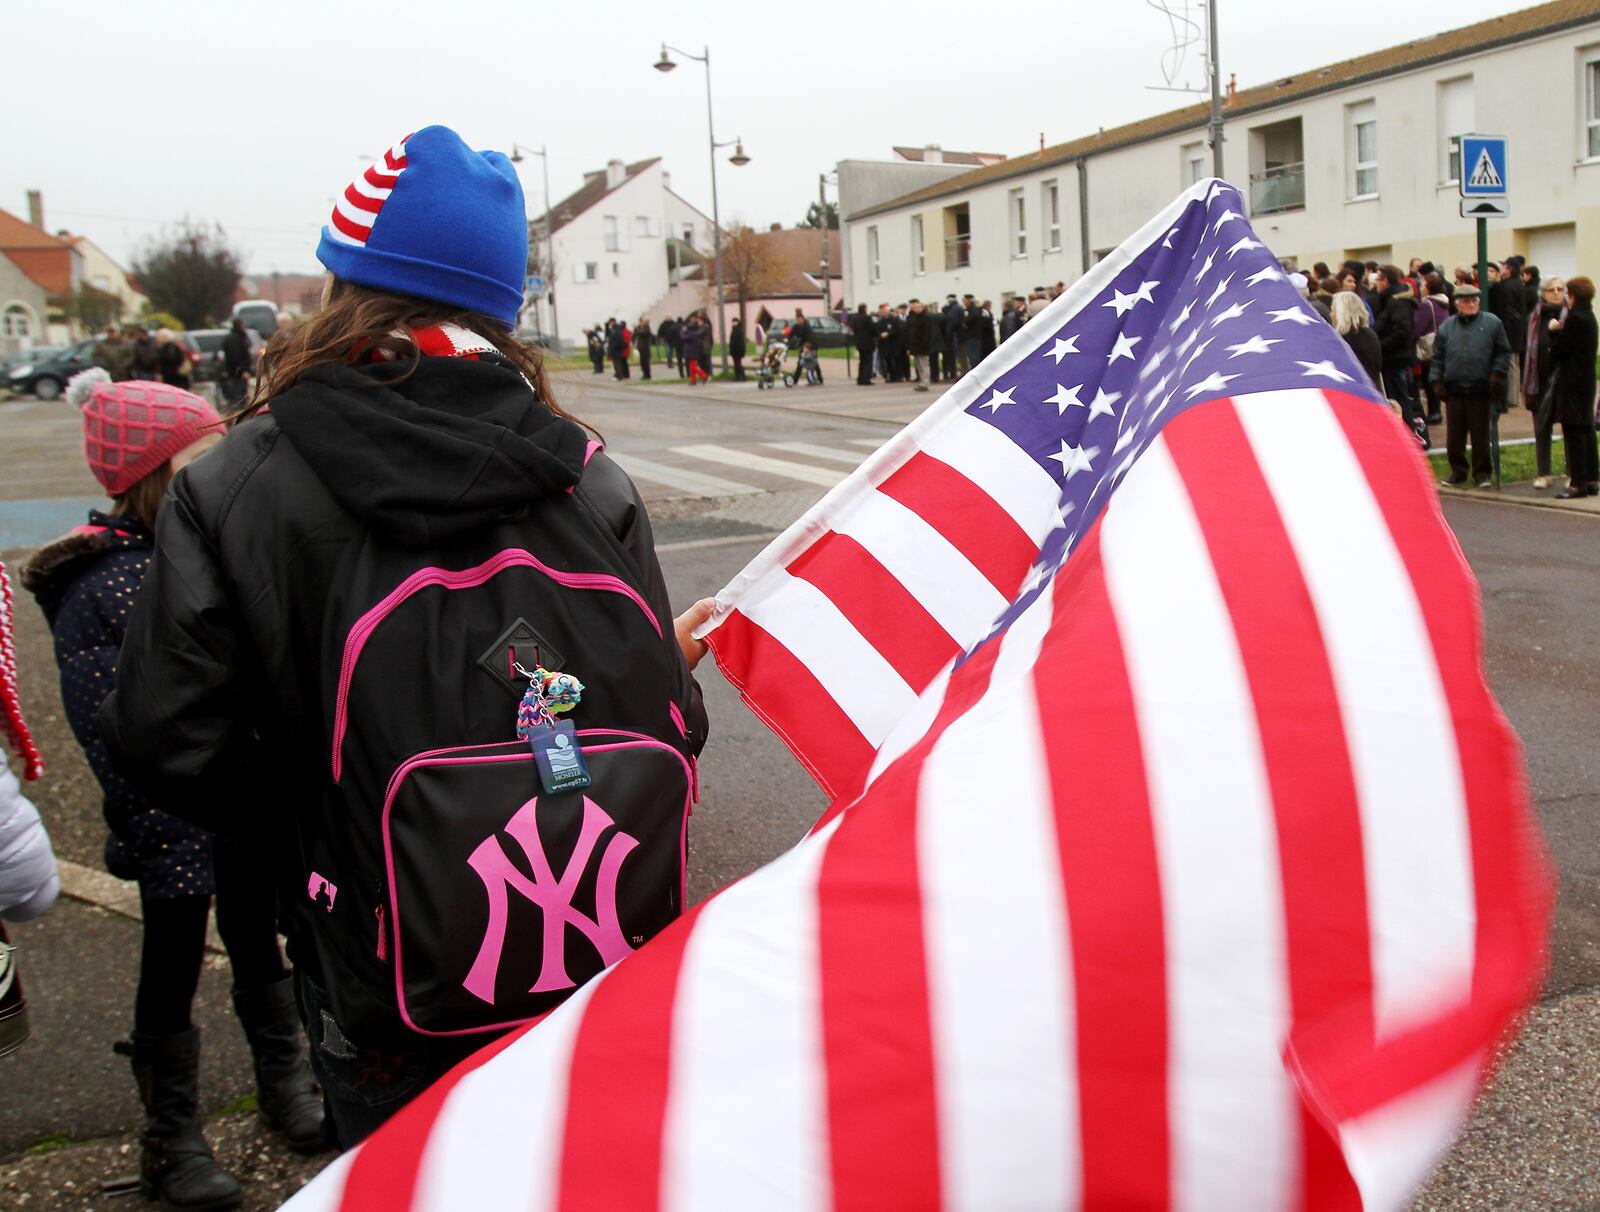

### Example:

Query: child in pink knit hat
xmin=21 ymin=368 xmax=326 ymax=1205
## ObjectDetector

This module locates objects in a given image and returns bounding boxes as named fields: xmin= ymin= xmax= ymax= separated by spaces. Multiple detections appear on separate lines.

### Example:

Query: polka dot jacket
xmin=21 ymin=512 xmax=215 ymax=900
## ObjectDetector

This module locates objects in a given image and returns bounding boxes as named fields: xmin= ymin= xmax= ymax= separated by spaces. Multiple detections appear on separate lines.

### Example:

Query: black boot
xmin=118 ymin=1029 xmax=243 ymax=1211
xmin=232 ymin=978 xmax=328 ymax=1153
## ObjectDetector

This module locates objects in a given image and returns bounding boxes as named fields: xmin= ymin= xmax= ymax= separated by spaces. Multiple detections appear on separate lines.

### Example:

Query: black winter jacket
xmin=1489 ymin=276 xmax=1528 ymax=356
xmin=23 ymin=515 xmax=218 ymax=899
xmin=905 ymin=309 xmax=933 ymax=355
xmin=1372 ymin=282 xmax=1417 ymax=368
xmin=1430 ymin=312 xmax=1512 ymax=394
xmin=1550 ymin=300 xmax=1598 ymax=429
xmin=99 ymin=352 xmax=707 ymax=987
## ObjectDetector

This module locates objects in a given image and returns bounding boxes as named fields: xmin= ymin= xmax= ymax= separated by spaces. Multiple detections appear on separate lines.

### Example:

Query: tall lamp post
xmin=653 ymin=42 xmax=750 ymax=373
xmin=510 ymin=142 xmax=558 ymax=350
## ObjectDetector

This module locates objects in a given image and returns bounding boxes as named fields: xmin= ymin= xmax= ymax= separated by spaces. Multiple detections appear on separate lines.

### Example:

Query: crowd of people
xmin=585 ymin=312 xmax=716 ymax=385
xmin=1314 ymin=255 xmax=1598 ymax=497
xmin=847 ymin=285 xmax=1067 ymax=390
xmin=91 ymin=320 xmax=257 ymax=407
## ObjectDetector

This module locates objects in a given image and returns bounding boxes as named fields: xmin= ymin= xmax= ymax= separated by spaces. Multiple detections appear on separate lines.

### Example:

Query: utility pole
xmin=1207 ymin=0 xmax=1224 ymax=177
xmin=817 ymin=175 xmax=830 ymax=316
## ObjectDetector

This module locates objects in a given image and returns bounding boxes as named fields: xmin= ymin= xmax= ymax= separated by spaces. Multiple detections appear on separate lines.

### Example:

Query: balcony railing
xmin=1249 ymin=162 xmax=1306 ymax=215
xmin=944 ymin=235 xmax=972 ymax=268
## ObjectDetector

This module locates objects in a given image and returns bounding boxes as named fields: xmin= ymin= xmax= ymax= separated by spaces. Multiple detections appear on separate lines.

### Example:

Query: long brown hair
xmin=234 ymin=281 xmax=591 ymax=435
xmin=111 ymin=467 xmax=173 ymax=532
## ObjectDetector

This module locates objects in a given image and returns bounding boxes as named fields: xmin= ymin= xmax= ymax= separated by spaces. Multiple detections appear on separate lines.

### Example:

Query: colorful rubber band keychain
xmin=514 ymin=662 xmax=591 ymax=793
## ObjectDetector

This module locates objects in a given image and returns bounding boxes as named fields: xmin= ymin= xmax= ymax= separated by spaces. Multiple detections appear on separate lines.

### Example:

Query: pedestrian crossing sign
xmin=1460 ymin=136 xmax=1507 ymax=196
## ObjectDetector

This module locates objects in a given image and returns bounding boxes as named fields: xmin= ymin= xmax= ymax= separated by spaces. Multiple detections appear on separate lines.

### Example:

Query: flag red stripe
xmin=705 ymin=609 xmax=875 ymax=801
xmin=364 ymin=164 xmax=400 ymax=190
xmin=333 ymin=1025 xmax=527 ymax=1212
xmin=1166 ymin=403 xmax=1368 ymax=1209
xmin=330 ymin=206 xmax=372 ymax=244
xmin=787 ymin=533 xmax=960 ymax=690
xmin=343 ymin=183 xmax=384 ymax=214
xmin=1034 ymin=522 xmax=1171 ymax=1207
xmin=557 ymin=910 xmax=700 ymax=1211
xmin=1312 ymin=395 xmax=1551 ymax=1116
xmin=385 ymin=147 xmax=408 ymax=172
xmin=876 ymin=452 xmax=1038 ymax=597
xmin=817 ymin=755 xmax=942 ymax=1211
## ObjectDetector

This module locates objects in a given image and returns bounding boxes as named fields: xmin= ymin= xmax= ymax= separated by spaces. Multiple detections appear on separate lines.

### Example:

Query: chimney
xmin=605 ymin=159 xmax=626 ymax=189
xmin=770 ymin=222 xmax=782 ymax=232
xmin=662 ymin=170 xmax=671 ymax=191
xmin=924 ymin=143 xmax=943 ymax=165
xmin=26 ymin=190 xmax=43 ymax=229
xmin=1227 ymin=73 xmax=1238 ymax=106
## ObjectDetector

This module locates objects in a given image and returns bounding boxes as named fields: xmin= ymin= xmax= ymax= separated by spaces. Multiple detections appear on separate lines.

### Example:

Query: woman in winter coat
xmin=155 ymin=330 xmax=192 ymax=389
xmin=1548 ymin=275 xmax=1600 ymax=498
xmin=1524 ymin=277 xmax=1567 ymax=488
xmin=1 ymin=559 xmax=57 ymax=1059
xmin=23 ymin=370 xmax=325 ymax=1209
xmin=680 ymin=313 xmax=709 ymax=384
xmin=98 ymin=127 xmax=712 ymax=1148
xmin=1414 ymin=273 xmax=1451 ymax=426
xmin=1331 ymin=292 xmax=1382 ymax=393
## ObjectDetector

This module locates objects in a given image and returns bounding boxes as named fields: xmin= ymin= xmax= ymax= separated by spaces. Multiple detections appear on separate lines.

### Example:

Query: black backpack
xmin=297 ymin=467 xmax=694 ymax=1040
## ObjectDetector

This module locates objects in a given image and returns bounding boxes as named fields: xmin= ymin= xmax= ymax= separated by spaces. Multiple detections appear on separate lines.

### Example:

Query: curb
xmin=1437 ymin=485 xmax=1600 ymax=516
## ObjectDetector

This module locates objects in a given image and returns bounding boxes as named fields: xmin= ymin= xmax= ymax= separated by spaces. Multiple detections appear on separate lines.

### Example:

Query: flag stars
xmin=1227 ymin=334 xmax=1281 ymax=358
xmin=1133 ymin=280 xmax=1161 ymax=305
xmin=1044 ymin=335 xmax=1080 ymax=364
xmin=1209 ymin=300 xmax=1251 ymax=327
xmin=1195 ymin=252 xmax=1218 ymax=282
xmin=1226 ymin=236 xmax=1265 ymax=257
xmin=1107 ymin=333 xmax=1141 ymax=364
xmin=1211 ymin=207 xmax=1242 ymax=233
xmin=1161 ymin=226 xmax=1180 ymax=248
xmin=1245 ymin=265 xmax=1286 ymax=286
xmin=1049 ymin=440 xmax=1098 ymax=480
xmin=1184 ymin=370 xmax=1239 ymax=399
xmin=1103 ymin=288 xmax=1141 ymax=317
xmin=1137 ymin=346 xmax=1167 ymax=381
xmin=1205 ymin=274 xmax=1235 ymax=307
xmin=1044 ymin=383 xmax=1085 ymax=414
xmin=1168 ymin=302 xmax=1196 ymax=334
xmin=1297 ymin=359 xmax=1355 ymax=383
xmin=978 ymin=385 xmax=1017 ymax=412
xmin=1087 ymin=387 xmax=1121 ymax=420
xmin=1269 ymin=306 xmax=1320 ymax=327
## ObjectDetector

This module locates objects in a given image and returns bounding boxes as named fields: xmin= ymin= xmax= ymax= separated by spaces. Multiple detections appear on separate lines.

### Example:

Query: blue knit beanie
xmin=317 ymin=126 xmax=527 ymax=329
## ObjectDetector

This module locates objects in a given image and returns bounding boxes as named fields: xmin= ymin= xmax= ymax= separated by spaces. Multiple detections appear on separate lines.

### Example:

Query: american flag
xmin=285 ymin=180 xmax=1549 ymax=1212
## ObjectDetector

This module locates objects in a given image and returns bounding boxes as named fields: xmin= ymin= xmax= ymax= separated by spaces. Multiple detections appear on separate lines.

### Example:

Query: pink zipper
xmin=380 ymin=731 xmax=693 ymax=1037
xmin=374 ymin=904 xmax=387 ymax=960
xmin=331 ymin=550 xmax=661 ymax=781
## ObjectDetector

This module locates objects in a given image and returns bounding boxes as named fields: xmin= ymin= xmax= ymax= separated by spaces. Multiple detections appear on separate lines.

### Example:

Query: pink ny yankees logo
xmin=462 ymin=796 xmax=638 ymax=1004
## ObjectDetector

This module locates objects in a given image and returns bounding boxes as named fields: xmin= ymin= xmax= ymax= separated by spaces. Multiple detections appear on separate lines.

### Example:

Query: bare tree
xmin=131 ymin=219 xmax=242 ymax=329
xmin=718 ymin=226 xmax=787 ymax=326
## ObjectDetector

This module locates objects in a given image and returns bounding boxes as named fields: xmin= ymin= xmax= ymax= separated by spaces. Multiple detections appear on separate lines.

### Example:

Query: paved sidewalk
xmin=570 ymin=366 xmax=943 ymax=427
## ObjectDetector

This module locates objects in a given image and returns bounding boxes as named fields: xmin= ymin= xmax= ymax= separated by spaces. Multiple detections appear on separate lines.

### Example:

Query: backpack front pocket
xmin=381 ymin=732 xmax=689 ymax=1037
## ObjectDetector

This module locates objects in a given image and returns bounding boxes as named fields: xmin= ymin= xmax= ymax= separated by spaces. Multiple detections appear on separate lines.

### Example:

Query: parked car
xmin=7 ymin=339 xmax=97 ymax=399
xmin=765 ymin=313 xmax=851 ymax=349
xmin=185 ymin=328 xmax=263 ymax=383
xmin=232 ymin=300 xmax=280 ymax=339
xmin=0 ymin=346 xmax=61 ymax=380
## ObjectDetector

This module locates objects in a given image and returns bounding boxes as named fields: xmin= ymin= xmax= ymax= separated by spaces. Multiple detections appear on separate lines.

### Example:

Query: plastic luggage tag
xmin=527 ymin=721 xmax=592 ymax=794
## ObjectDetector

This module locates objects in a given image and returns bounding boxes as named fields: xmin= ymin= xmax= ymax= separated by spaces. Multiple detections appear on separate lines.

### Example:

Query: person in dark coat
xmin=221 ymin=318 xmax=253 ymax=408
xmin=788 ymin=310 xmax=819 ymax=384
xmin=680 ymin=314 xmax=709 ymax=384
xmin=729 ymin=317 xmax=746 ymax=381
xmin=905 ymin=299 xmax=934 ymax=392
xmin=129 ymin=327 xmax=161 ymax=380
xmin=155 ymin=330 xmax=192 ymax=389
xmin=928 ymin=306 xmax=945 ymax=383
xmin=635 ymin=318 xmax=654 ymax=380
xmin=978 ymin=300 xmax=997 ymax=360
xmin=876 ymin=304 xmax=905 ymax=383
xmin=998 ymin=298 xmax=1025 ymax=343
xmin=942 ymin=294 xmax=964 ymax=378
xmin=1548 ymin=275 xmax=1599 ymax=497
xmin=1372 ymin=265 xmax=1423 ymax=439
xmin=605 ymin=319 xmax=629 ymax=380
xmin=959 ymin=296 xmax=986 ymax=373
xmin=657 ymin=316 xmax=679 ymax=372
xmin=1488 ymin=257 xmax=1528 ymax=412
xmin=1523 ymin=276 xmax=1567 ymax=487
xmin=1331 ymin=292 xmax=1382 ymax=392
xmin=93 ymin=328 xmax=135 ymax=381
xmin=24 ymin=370 xmax=324 ymax=1209
xmin=850 ymin=303 xmax=876 ymax=385
xmin=1430 ymin=285 xmax=1511 ymax=487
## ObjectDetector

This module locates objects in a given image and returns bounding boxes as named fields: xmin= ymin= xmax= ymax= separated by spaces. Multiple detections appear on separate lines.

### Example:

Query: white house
xmin=539 ymin=158 xmax=715 ymax=345
xmin=62 ymin=232 xmax=148 ymax=326
xmin=844 ymin=0 xmax=1600 ymax=309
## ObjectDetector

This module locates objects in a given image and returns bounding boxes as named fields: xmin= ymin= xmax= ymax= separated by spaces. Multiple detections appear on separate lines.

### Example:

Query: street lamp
xmin=652 ymin=42 xmax=750 ymax=373
xmin=510 ymin=142 xmax=559 ymax=350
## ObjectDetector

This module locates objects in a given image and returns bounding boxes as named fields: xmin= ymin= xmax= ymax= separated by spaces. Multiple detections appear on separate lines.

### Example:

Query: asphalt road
xmin=1 ymin=372 xmax=1596 ymax=1208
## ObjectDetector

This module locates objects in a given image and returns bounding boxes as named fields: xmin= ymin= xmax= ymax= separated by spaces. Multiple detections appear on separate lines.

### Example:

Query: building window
xmin=574 ymin=262 xmax=598 ymax=283
xmin=634 ymin=215 xmax=660 ymax=237
xmin=679 ymin=223 xmax=695 ymax=247
xmin=1009 ymin=188 xmax=1026 ymax=258
xmin=911 ymin=215 xmax=925 ymax=275
xmin=1584 ymin=49 xmax=1600 ymax=158
xmin=1042 ymin=180 xmax=1061 ymax=251
xmin=1247 ymin=117 xmax=1305 ymax=215
xmin=867 ymin=225 xmax=880 ymax=283
xmin=943 ymin=203 xmax=971 ymax=268
xmin=603 ymin=215 xmax=630 ymax=252
xmin=1347 ymin=101 xmax=1378 ymax=198
xmin=1181 ymin=142 xmax=1208 ymax=186
xmin=2 ymin=304 xmax=32 ymax=338
xmin=1437 ymin=76 xmax=1474 ymax=183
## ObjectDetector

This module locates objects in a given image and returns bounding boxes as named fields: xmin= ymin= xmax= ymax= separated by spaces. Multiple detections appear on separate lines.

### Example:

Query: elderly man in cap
xmin=1430 ymin=283 xmax=1511 ymax=488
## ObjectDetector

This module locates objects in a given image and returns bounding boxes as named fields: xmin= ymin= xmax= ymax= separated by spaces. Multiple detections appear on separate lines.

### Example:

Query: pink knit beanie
xmin=66 ymin=369 xmax=222 ymax=497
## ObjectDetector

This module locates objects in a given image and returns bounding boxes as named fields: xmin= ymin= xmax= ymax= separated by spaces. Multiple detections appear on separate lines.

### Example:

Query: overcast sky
xmin=5 ymin=0 xmax=1522 ymax=275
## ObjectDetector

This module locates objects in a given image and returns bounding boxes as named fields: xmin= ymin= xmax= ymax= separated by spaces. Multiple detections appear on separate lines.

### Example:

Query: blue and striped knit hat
xmin=317 ymin=126 xmax=527 ymax=329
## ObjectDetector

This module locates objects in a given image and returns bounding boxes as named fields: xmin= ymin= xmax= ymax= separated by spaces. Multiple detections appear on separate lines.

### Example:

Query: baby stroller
xmin=756 ymin=338 xmax=789 ymax=390
xmin=792 ymin=345 xmax=822 ymax=387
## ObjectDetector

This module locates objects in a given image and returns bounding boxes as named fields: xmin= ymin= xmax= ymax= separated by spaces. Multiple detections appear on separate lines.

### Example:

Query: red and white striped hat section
xmin=327 ymin=135 xmax=413 ymax=248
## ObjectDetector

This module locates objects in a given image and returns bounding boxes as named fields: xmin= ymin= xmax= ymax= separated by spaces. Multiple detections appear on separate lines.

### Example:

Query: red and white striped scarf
xmin=0 ymin=561 xmax=42 ymax=780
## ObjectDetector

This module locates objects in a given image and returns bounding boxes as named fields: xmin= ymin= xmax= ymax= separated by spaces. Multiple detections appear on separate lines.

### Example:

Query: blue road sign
xmin=1460 ymin=136 xmax=1507 ymax=196
xmin=525 ymin=274 xmax=545 ymax=298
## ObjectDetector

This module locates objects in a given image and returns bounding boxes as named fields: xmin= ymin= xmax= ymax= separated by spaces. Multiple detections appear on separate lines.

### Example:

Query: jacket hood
xmin=269 ymin=354 xmax=589 ymax=548
xmin=22 ymin=512 xmax=150 ymax=611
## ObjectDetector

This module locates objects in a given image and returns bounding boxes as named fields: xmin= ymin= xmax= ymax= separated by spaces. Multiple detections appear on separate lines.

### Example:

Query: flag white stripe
xmin=278 ymin=1150 xmax=356 ymax=1211
xmin=671 ymin=445 xmax=846 ymax=488
xmin=1234 ymin=391 xmax=1476 ymax=1039
xmin=737 ymin=569 xmax=918 ymax=747
xmin=921 ymin=411 xmax=1063 ymax=545
xmin=864 ymin=659 xmax=954 ymax=789
xmin=611 ymin=453 xmax=763 ymax=497
xmin=835 ymin=491 xmax=1009 ymax=649
xmin=1339 ymin=1051 xmax=1482 ymax=1209
xmin=333 ymin=192 xmax=379 ymax=233
xmin=410 ymin=981 xmax=597 ymax=1212
xmin=763 ymin=441 xmax=870 ymax=466
xmin=1099 ymin=437 xmax=1296 ymax=1211
xmin=919 ymin=583 xmax=1080 ymax=1211
xmin=661 ymin=831 xmax=831 ymax=1212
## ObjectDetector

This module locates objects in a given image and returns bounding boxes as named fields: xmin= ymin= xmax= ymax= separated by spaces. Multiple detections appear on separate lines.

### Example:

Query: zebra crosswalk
xmin=608 ymin=439 xmax=887 ymax=501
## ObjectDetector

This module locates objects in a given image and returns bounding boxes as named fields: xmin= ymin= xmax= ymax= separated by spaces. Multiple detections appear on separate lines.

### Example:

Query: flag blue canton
xmin=962 ymin=181 xmax=1381 ymax=652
